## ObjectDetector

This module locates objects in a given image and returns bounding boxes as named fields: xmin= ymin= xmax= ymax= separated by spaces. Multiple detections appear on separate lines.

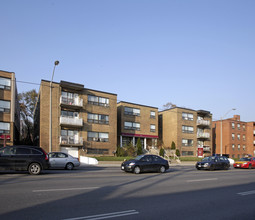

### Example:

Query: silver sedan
xmin=48 ymin=152 xmax=80 ymax=170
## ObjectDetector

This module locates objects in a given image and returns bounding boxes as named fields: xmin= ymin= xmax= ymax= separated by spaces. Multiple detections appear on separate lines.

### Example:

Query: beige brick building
xmin=0 ymin=70 xmax=20 ymax=146
xmin=34 ymin=80 xmax=117 ymax=157
xmin=212 ymin=115 xmax=255 ymax=159
xmin=117 ymin=101 xmax=158 ymax=149
xmin=159 ymin=107 xmax=212 ymax=157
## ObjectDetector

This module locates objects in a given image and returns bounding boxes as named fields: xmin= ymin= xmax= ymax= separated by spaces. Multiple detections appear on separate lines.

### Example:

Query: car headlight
xmin=129 ymin=162 xmax=135 ymax=166
xmin=243 ymin=163 xmax=247 ymax=165
xmin=204 ymin=163 xmax=209 ymax=167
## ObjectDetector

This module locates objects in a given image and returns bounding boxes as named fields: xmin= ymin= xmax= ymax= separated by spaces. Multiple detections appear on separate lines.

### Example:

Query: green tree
xmin=18 ymin=89 xmax=38 ymax=145
xmin=136 ymin=138 xmax=143 ymax=155
xmin=176 ymin=149 xmax=180 ymax=157
xmin=171 ymin=141 xmax=176 ymax=150
xmin=159 ymin=147 xmax=165 ymax=157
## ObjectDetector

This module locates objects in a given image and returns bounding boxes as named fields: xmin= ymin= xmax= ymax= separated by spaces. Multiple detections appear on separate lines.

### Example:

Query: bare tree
xmin=162 ymin=102 xmax=176 ymax=110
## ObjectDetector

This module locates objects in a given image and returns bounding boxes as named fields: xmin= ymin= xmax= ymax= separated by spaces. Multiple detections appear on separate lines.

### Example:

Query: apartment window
xmin=0 ymin=122 xmax=10 ymax=134
xmin=232 ymin=154 xmax=235 ymax=159
xmin=182 ymin=151 xmax=194 ymax=156
xmin=124 ymin=107 xmax=140 ymax=116
xmin=232 ymin=133 xmax=235 ymax=140
xmin=87 ymin=113 xmax=109 ymax=124
xmin=60 ymin=129 xmax=78 ymax=144
xmin=0 ymin=100 xmax=10 ymax=113
xmin=87 ymin=132 xmax=109 ymax=142
xmin=243 ymin=135 xmax=246 ymax=141
xmin=88 ymin=95 xmax=109 ymax=107
xmin=232 ymin=122 xmax=235 ymax=129
xmin=237 ymin=134 xmax=240 ymax=140
xmin=182 ymin=125 xmax=194 ymax=133
xmin=150 ymin=111 xmax=156 ymax=119
xmin=87 ymin=148 xmax=109 ymax=155
xmin=232 ymin=144 xmax=235 ymax=150
xmin=61 ymin=110 xmax=78 ymax=118
xmin=243 ymin=124 xmax=246 ymax=131
xmin=150 ymin=124 xmax=156 ymax=132
xmin=124 ymin=122 xmax=140 ymax=130
xmin=61 ymin=91 xmax=79 ymax=105
xmin=182 ymin=139 xmax=193 ymax=147
xmin=243 ymin=145 xmax=246 ymax=151
xmin=237 ymin=124 xmax=240 ymax=130
xmin=238 ymin=144 xmax=240 ymax=150
xmin=0 ymin=77 xmax=11 ymax=90
xmin=182 ymin=112 xmax=193 ymax=121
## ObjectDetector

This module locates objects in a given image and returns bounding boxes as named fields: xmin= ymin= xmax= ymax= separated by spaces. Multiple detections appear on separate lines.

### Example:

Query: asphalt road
xmin=0 ymin=166 xmax=255 ymax=220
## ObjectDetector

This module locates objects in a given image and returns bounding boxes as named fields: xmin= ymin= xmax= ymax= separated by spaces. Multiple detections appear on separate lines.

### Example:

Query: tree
xmin=18 ymin=89 xmax=38 ymax=145
xmin=171 ymin=141 xmax=176 ymax=150
xmin=163 ymin=102 xmax=176 ymax=110
xmin=176 ymin=149 xmax=180 ymax=157
xmin=159 ymin=147 xmax=165 ymax=157
xmin=136 ymin=138 xmax=143 ymax=155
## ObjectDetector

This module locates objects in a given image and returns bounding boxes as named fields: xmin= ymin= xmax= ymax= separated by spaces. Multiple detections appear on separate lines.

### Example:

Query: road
xmin=0 ymin=165 xmax=255 ymax=220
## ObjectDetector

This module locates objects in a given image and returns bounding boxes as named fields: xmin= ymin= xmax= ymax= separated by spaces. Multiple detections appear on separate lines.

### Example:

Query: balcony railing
xmin=60 ymin=96 xmax=83 ymax=107
xmin=60 ymin=116 xmax=83 ymax=126
xmin=59 ymin=136 xmax=83 ymax=145
xmin=203 ymin=147 xmax=211 ymax=151
xmin=197 ymin=119 xmax=210 ymax=127
xmin=197 ymin=132 xmax=210 ymax=139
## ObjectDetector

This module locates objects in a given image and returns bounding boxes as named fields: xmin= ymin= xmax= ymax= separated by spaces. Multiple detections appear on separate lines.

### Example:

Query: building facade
xmin=159 ymin=107 xmax=212 ymax=157
xmin=0 ymin=70 xmax=20 ymax=146
xmin=117 ymin=101 xmax=158 ymax=149
xmin=212 ymin=115 xmax=255 ymax=159
xmin=34 ymin=80 xmax=117 ymax=157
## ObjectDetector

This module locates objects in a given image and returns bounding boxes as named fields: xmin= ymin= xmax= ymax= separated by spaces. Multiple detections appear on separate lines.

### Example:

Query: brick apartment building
xmin=159 ymin=107 xmax=212 ymax=157
xmin=0 ymin=70 xmax=20 ymax=146
xmin=117 ymin=101 xmax=158 ymax=149
xmin=34 ymin=80 xmax=117 ymax=157
xmin=212 ymin=115 xmax=255 ymax=159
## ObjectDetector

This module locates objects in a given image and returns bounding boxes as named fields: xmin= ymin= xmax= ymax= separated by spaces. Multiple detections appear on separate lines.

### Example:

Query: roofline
xmin=117 ymin=101 xmax=158 ymax=109
xmin=159 ymin=106 xmax=211 ymax=114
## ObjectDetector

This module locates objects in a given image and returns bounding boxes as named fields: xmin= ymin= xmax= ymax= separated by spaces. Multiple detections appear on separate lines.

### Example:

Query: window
xmin=124 ymin=122 xmax=140 ymax=130
xmin=0 ymin=77 xmax=11 ymax=90
xmin=87 ymin=113 xmax=109 ymax=124
xmin=243 ymin=135 xmax=246 ymax=141
xmin=87 ymin=148 xmax=109 ymax=154
xmin=150 ymin=111 xmax=156 ymax=118
xmin=61 ymin=110 xmax=78 ymax=118
xmin=124 ymin=107 xmax=140 ymax=116
xmin=238 ymin=144 xmax=240 ymax=150
xmin=61 ymin=91 xmax=79 ymax=105
xmin=88 ymin=95 xmax=109 ymax=107
xmin=232 ymin=122 xmax=235 ymax=129
xmin=232 ymin=133 xmax=235 ymax=140
xmin=182 ymin=139 xmax=193 ymax=147
xmin=150 ymin=124 xmax=156 ymax=132
xmin=61 ymin=129 xmax=79 ymax=144
xmin=243 ymin=124 xmax=246 ymax=131
xmin=232 ymin=144 xmax=235 ymax=150
xmin=182 ymin=151 xmax=194 ymax=156
xmin=182 ymin=112 xmax=193 ymax=121
xmin=237 ymin=134 xmax=240 ymax=140
xmin=0 ymin=100 xmax=10 ymax=113
xmin=87 ymin=132 xmax=109 ymax=142
xmin=237 ymin=124 xmax=240 ymax=130
xmin=182 ymin=125 xmax=194 ymax=133
xmin=0 ymin=122 xmax=10 ymax=134
xmin=243 ymin=145 xmax=246 ymax=151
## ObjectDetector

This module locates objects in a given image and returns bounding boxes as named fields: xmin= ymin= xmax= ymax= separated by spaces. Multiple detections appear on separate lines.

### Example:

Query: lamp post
xmin=49 ymin=61 xmax=59 ymax=153
xmin=220 ymin=108 xmax=236 ymax=156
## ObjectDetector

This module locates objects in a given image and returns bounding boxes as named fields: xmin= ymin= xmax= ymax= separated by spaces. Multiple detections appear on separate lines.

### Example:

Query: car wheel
xmin=249 ymin=164 xmax=252 ymax=169
xmin=66 ymin=162 xmax=74 ymax=170
xmin=159 ymin=166 xmax=166 ymax=173
xmin=28 ymin=163 xmax=41 ymax=175
xmin=134 ymin=166 xmax=140 ymax=174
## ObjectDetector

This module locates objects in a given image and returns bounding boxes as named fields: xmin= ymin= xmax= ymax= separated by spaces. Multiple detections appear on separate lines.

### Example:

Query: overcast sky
xmin=1 ymin=0 xmax=254 ymax=121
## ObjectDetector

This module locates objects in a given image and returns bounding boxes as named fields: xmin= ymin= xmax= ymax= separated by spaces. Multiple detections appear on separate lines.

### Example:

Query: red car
xmin=233 ymin=157 xmax=255 ymax=169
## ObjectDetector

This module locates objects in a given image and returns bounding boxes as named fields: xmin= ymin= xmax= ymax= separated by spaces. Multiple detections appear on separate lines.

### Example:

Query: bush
xmin=176 ymin=149 xmax=180 ymax=157
xmin=159 ymin=147 xmax=165 ymax=157
xmin=136 ymin=138 xmax=143 ymax=155
xmin=171 ymin=141 xmax=176 ymax=150
xmin=117 ymin=143 xmax=136 ymax=157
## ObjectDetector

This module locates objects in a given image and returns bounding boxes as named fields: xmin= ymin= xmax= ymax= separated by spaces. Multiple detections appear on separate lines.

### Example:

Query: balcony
xmin=203 ymin=146 xmax=211 ymax=152
xmin=60 ymin=96 xmax=83 ymax=109
xmin=197 ymin=132 xmax=210 ymax=139
xmin=60 ymin=136 xmax=83 ymax=146
xmin=60 ymin=116 xmax=83 ymax=127
xmin=197 ymin=119 xmax=210 ymax=127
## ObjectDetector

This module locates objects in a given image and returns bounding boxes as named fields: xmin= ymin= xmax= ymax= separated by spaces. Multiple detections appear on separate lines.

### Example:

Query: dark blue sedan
xmin=121 ymin=154 xmax=169 ymax=174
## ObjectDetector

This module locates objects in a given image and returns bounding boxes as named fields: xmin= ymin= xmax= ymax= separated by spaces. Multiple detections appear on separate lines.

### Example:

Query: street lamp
xmin=220 ymin=108 xmax=236 ymax=156
xmin=49 ymin=61 xmax=59 ymax=152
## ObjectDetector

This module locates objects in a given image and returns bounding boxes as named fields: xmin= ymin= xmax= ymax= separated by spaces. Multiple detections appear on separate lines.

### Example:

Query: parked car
xmin=0 ymin=145 xmax=49 ymax=175
xmin=48 ymin=152 xmax=80 ymax=170
xmin=233 ymin=157 xmax=255 ymax=169
xmin=121 ymin=154 xmax=169 ymax=174
xmin=228 ymin=158 xmax=235 ymax=166
xmin=196 ymin=156 xmax=230 ymax=171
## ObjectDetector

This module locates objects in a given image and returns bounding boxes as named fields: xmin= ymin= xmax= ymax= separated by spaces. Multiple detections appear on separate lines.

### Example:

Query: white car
xmin=48 ymin=152 xmax=80 ymax=170
xmin=228 ymin=158 xmax=235 ymax=166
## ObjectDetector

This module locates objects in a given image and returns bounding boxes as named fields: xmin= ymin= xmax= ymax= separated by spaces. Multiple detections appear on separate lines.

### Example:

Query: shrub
xmin=176 ymin=149 xmax=180 ymax=157
xmin=171 ymin=141 xmax=176 ymax=150
xmin=136 ymin=138 xmax=143 ymax=155
xmin=159 ymin=147 xmax=165 ymax=157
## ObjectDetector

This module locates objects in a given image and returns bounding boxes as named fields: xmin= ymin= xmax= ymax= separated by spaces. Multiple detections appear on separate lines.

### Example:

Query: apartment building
xmin=0 ymin=70 xmax=20 ymax=146
xmin=34 ymin=80 xmax=117 ymax=157
xmin=212 ymin=115 xmax=255 ymax=159
xmin=117 ymin=101 xmax=158 ymax=149
xmin=159 ymin=107 xmax=212 ymax=157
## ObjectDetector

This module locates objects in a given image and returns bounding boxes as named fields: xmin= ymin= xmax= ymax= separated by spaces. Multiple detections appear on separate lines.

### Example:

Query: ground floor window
xmin=182 ymin=151 xmax=194 ymax=156
xmin=87 ymin=148 xmax=109 ymax=154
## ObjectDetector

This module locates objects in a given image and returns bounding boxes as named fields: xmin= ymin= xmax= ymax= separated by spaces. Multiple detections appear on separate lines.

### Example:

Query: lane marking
xmin=33 ymin=187 xmax=99 ymax=192
xmin=187 ymin=178 xmax=218 ymax=183
xmin=63 ymin=210 xmax=139 ymax=220
xmin=237 ymin=190 xmax=255 ymax=196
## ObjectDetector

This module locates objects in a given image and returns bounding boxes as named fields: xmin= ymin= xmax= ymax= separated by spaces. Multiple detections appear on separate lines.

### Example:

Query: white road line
xmin=63 ymin=210 xmax=139 ymax=220
xmin=237 ymin=190 xmax=255 ymax=196
xmin=33 ymin=187 xmax=99 ymax=192
xmin=187 ymin=178 xmax=218 ymax=182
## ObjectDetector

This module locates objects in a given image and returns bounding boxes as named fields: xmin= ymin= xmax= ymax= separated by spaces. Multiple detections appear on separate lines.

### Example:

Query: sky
xmin=1 ymin=0 xmax=255 ymax=121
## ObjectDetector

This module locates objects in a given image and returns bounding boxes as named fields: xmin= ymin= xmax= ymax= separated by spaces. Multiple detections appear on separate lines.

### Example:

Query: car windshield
xmin=239 ymin=158 xmax=251 ymax=161
xmin=202 ymin=157 xmax=215 ymax=162
xmin=134 ymin=155 xmax=144 ymax=160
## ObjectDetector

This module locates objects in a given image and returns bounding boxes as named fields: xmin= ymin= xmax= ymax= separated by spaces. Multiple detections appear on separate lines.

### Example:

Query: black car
xmin=196 ymin=156 xmax=230 ymax=171
xmin=0 ymin=145 xmax=50 ymax=175
xmin=121 ymin=154 xmax=169 ymax=174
